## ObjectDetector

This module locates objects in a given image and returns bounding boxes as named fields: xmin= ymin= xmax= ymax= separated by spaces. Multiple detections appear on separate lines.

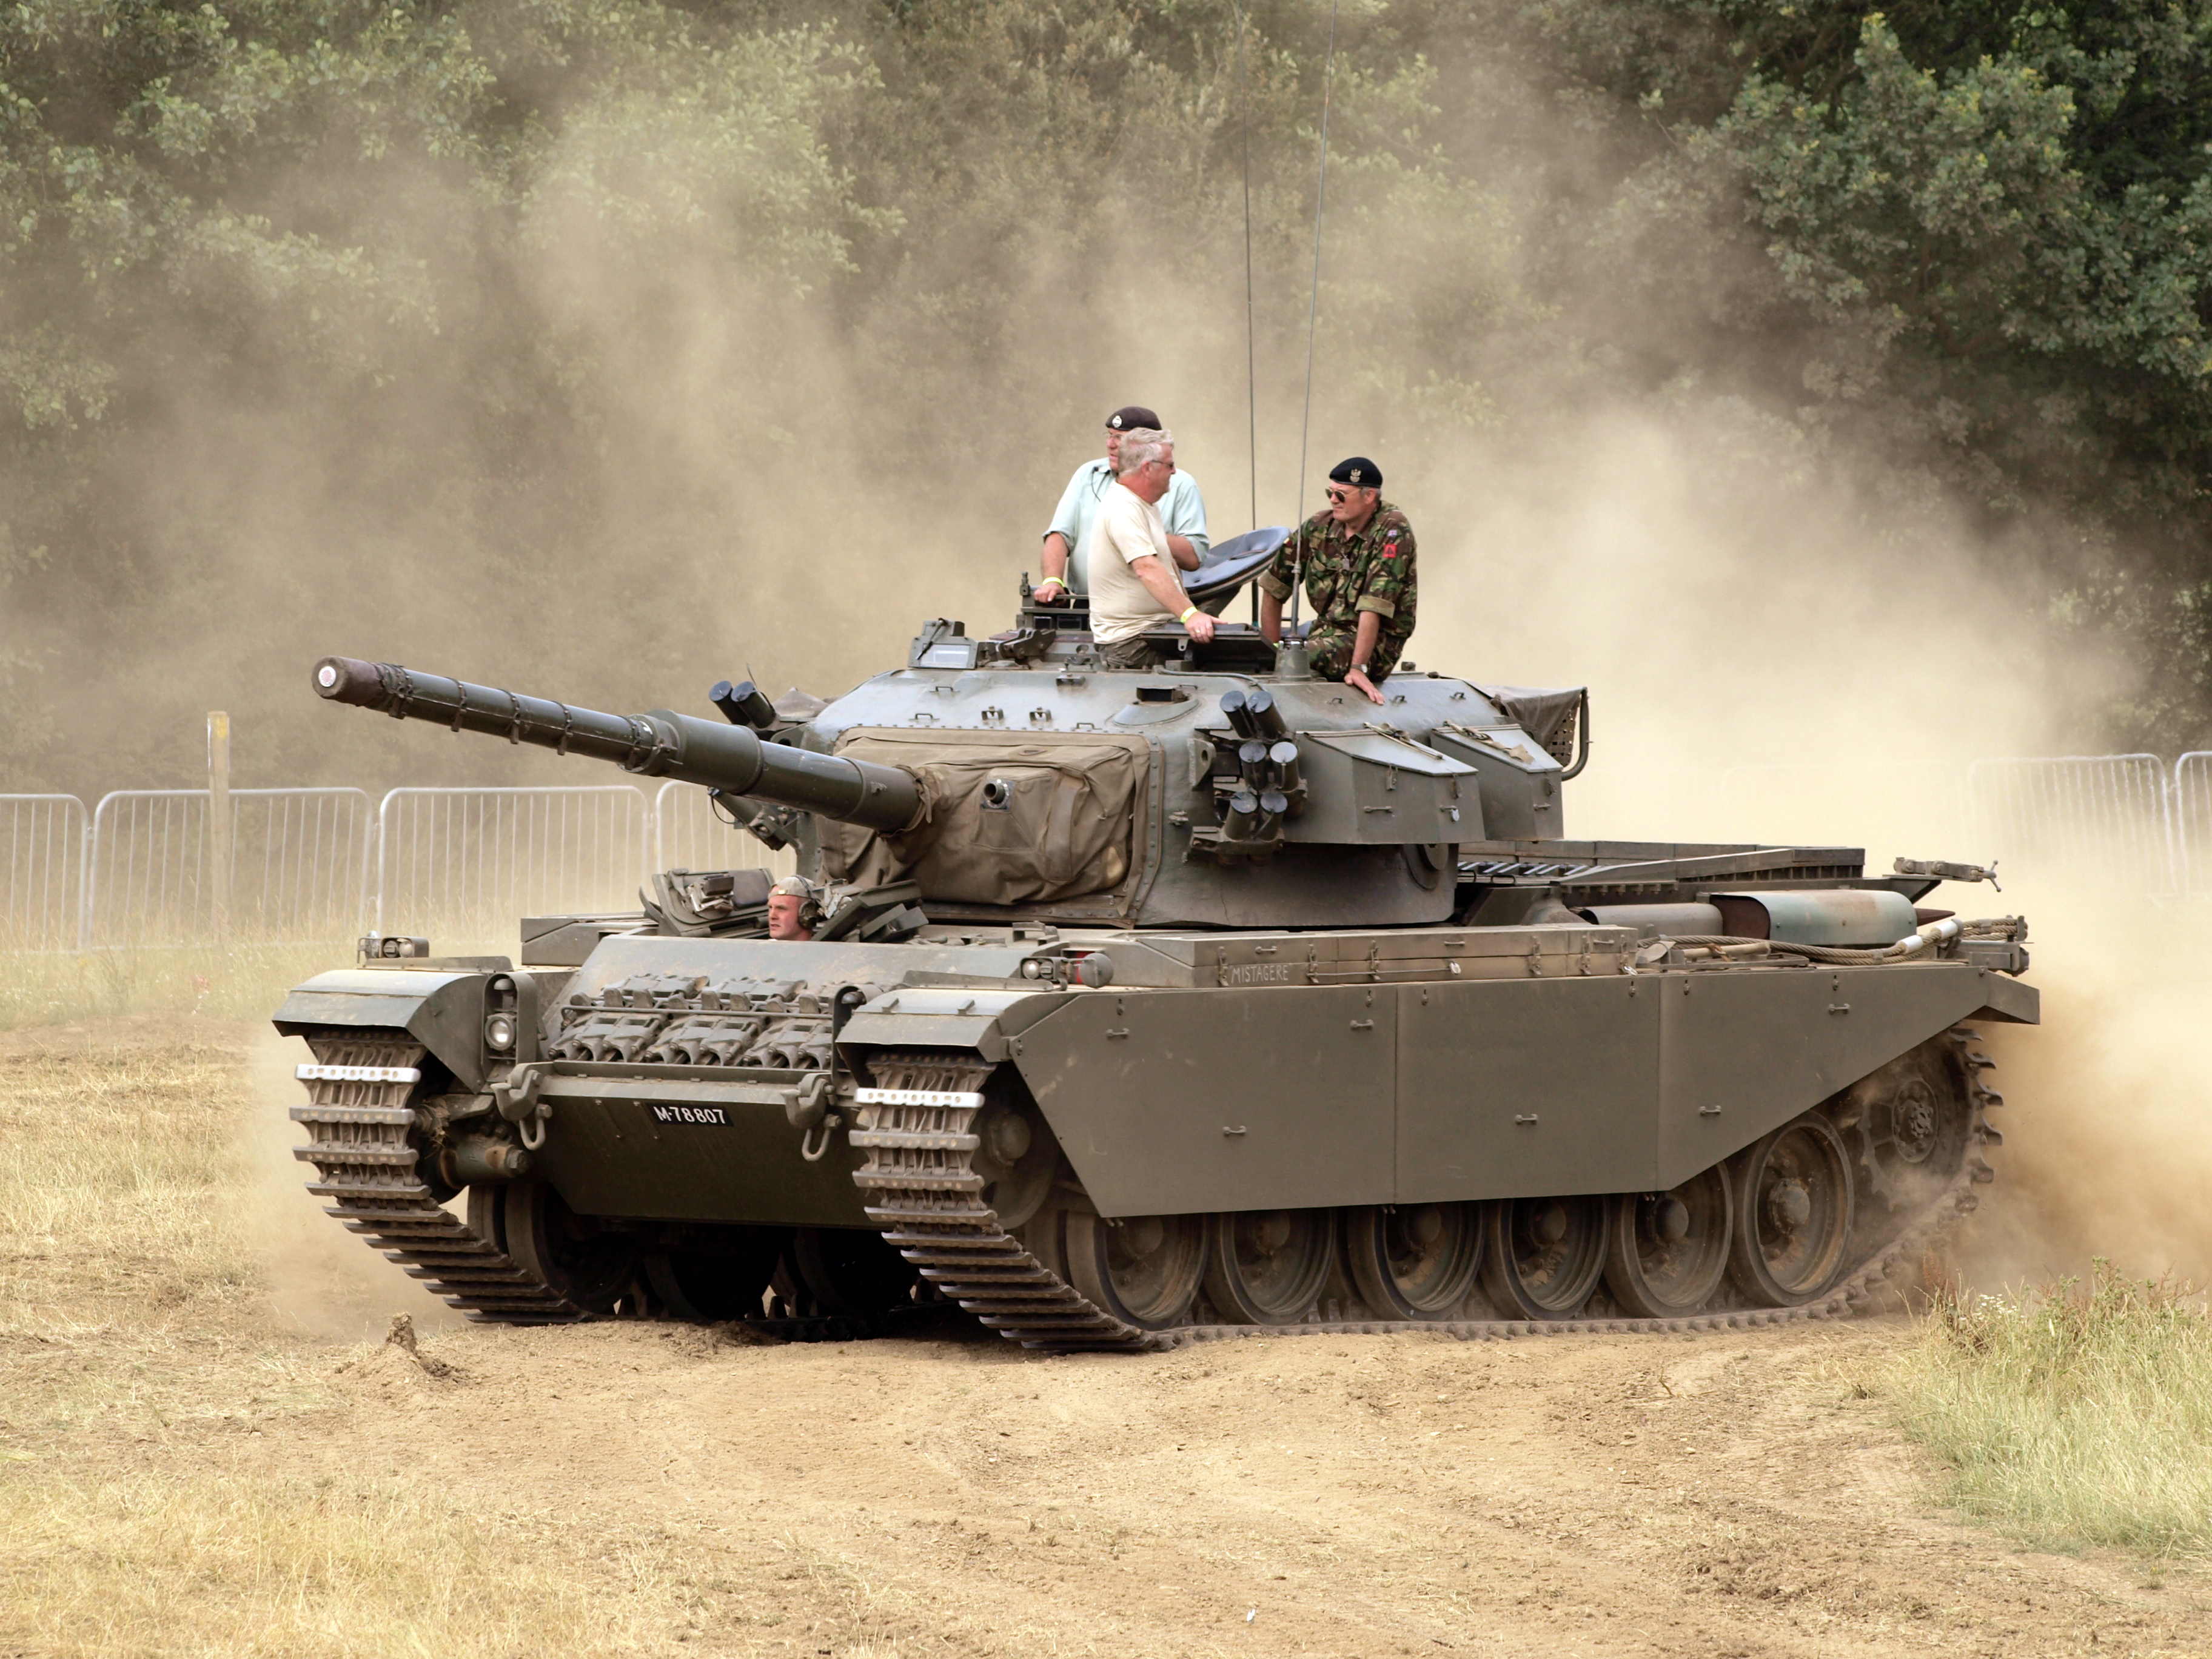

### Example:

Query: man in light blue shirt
xmin=1036 ymin=404 xmax=1209 ymax=601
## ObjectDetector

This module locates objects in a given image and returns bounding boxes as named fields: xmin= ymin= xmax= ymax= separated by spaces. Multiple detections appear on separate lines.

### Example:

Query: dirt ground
xmin=4 ymin=1017 xmax=2208 ymax=1657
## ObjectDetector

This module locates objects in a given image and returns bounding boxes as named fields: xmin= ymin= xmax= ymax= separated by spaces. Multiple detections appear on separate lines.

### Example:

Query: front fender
xmin=835 ymin=987 xmax=1065 ymax=1064
xmin=273 ymin=968 xmax=498 ymax=1089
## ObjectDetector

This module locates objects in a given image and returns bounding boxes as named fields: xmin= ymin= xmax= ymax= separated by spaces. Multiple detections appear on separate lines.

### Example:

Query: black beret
xmin=1329 ymin=456 xmax=1381 ymax=489
xmin=1107 ymin=405 xmax=1162 ymax=432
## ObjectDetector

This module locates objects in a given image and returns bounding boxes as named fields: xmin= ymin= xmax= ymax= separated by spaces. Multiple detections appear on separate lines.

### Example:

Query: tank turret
xmin=313 ymin=596 xmax=1587 ymax=931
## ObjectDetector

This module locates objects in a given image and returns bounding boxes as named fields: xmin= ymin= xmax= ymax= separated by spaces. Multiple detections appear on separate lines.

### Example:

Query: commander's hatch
xmin=1185 ymin=526 xmax=1289 ymax=612
xmin=1011 ymin=526 xmax=1290 ymax=643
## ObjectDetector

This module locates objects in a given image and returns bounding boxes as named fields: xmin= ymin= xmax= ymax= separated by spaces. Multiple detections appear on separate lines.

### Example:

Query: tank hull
xmin=289 ymin=927 xmax=2029 ymax=1227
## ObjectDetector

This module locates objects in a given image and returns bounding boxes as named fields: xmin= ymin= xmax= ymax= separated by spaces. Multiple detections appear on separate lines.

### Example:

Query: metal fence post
xmin=208 ymin=712 xmax=231 ymax=945
xmin=375 ymin=788 xmax=394 ymax=935
xmin=2176 ymin=752 xmax=2212 ymax=897
xmin=77 ymin=805 xmax=89 ymax=953
xmin=78 ymin=801 xmax=95 ymax=952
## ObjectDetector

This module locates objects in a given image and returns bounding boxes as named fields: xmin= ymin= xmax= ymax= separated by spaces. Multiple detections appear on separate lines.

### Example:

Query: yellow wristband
xmin=1178 ymin=606 xmax=1199 ymax=624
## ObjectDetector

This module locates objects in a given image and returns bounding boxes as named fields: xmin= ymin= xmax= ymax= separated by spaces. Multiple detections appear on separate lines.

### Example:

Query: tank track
xmin=855 ymin=1030 xmax=2000 ymax=1352
xmin=854 ymin=1051 xmax=1153 ymax=1352
xmin=291 ymin=1032 xmax=585 ymax=1322
xmin=292 ymin=1028 xmax=1999 ymax=1346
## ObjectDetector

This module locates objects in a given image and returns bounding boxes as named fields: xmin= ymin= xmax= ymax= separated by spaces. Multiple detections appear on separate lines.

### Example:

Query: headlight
xmin=484 ymin=1013 xmax=516 ymax=1051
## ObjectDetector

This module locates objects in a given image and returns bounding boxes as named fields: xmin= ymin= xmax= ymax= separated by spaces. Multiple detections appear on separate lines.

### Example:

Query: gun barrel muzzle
xmin=313 ymin=657 xmax=920 ymax=833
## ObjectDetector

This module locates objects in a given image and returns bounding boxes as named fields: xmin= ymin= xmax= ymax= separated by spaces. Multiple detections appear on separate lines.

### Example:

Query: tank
xmin=276 ymin=560 xmax=2035 ymax=1349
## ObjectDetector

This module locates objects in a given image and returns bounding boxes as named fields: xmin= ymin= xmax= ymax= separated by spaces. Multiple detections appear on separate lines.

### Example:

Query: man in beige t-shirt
xmin=1082 ymin=429 xmax=1216 ymax=669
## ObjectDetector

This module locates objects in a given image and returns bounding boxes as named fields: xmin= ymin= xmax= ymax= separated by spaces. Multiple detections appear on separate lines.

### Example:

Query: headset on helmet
xmin=769 ymin=874 xmax=824 ymax=930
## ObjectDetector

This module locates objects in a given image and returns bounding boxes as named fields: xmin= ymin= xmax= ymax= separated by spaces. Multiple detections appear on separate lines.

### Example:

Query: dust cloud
xmin=1426 ymin=421 xmax=2209 ymax=1289
xmin=16 ymin=11 xmax=2197 ymax=1292
xmin=1416 ymin=416 xmax=2210 ymax=1292
xmin=1948 ymin=902 xmax=2212 ymax=1290
xmin=244 ymin=1026 xmax=462 ymax=1340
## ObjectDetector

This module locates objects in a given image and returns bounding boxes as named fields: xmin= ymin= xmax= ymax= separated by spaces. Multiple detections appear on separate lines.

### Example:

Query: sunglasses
xmin=1326 ymin=486 xmax=1361 ymax=502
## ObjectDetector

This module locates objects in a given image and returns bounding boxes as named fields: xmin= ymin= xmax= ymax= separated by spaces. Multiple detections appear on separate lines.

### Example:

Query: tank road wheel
xmin=500 ymin=1178 xmax=640 ymax=1315
xmin=1481 ymin=1196 xmax=1609 ymax=1321
xmin=1728 ymin=1114 xmax=1854 ymax=1307
xmin=789 ymin=1227 xmax=920 ymax=1316
xmin=971 ymin=1085 xmax=1059 ymax=1232
xmin=1205 ymin=1208 xmax=1338 ymax=1325
xmin=1844 ymin=1039 xmax=1975 ymax=1221
xmin=1346 ymin=1202 xmax=1485 ymax=1320
xmin=1064 ymin=1212 xmax=1207 ymax=1330
xmin=1603 ymin=1166 xmax=1733 ymax=1318
xmin=645 ymin=1227 xmax=787 ymax=1321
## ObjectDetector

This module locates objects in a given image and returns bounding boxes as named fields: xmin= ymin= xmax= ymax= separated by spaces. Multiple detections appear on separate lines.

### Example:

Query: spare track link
xmin=291 ymin=1031 xmax=583 ymax=1323
xmin=859 ymin=1031 xmax=2000 ymax=1354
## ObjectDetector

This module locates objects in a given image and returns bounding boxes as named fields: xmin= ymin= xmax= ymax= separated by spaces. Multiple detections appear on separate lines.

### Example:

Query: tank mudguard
xmin=1006 ymin=961 xmax=2036 ymax=1216
xmin=272 ymin=967 xmax=496 ymax=1090
xmin=835 ymin=987 xmax=1056 ymax=1061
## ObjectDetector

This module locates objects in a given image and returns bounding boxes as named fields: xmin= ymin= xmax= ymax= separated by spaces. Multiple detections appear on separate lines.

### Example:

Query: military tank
xmin=278 ymin=560 xmax=2033 ymax=1350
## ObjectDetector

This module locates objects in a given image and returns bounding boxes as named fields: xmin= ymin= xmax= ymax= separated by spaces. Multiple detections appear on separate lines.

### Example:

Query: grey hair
xmin=1117 ymin=427 xmax=1175 ymax=475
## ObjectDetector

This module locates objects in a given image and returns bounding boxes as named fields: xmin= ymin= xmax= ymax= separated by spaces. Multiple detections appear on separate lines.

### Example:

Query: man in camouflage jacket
xmin=1256 ymin=456 xmax=1415 ymax=706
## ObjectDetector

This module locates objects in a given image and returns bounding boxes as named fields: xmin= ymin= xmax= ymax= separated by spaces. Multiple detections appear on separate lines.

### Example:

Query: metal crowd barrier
xmin=652 ymin=781 xmax=799 ymax=885
xmin=1966 ymin=755 xmax=2176 ymax=891
xmin=0 ymin=796 xmax=87 ymax=951
xmin=82 ymin=788 xmax=374 ymax=950
xmin=10 ymin=752 xmax=2212 ymax=952
xmin=2173 ymin=752 xmax=2212 ymax=896
xmin=375 ymin=786 xmax=652 ymax=943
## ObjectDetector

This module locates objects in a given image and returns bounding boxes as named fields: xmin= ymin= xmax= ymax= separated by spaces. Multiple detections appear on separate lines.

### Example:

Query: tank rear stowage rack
xmin=279 ymin=576 xmax=2037 ymax=1346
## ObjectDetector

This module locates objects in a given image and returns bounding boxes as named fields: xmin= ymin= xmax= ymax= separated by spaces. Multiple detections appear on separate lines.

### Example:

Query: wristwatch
xmin=1350 ymin=662 xmax=1370 ymax=676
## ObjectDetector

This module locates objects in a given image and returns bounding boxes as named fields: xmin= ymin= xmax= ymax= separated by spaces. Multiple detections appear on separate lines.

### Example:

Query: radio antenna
xmin=1236 ymin=2 xmax=1258 ymax=538
xmin=1289 ymin=0 xmax=1339 ymax=626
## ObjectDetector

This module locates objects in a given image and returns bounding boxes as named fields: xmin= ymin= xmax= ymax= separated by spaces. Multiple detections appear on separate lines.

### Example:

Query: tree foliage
xmin=5 ymin=0 xmax=2212 ymax=792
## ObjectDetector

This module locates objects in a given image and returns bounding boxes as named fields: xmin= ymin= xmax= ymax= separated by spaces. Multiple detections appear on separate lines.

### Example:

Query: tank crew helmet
xmin=769 ymin=873 xmax=823 ymax=929
xmin=1328 ymin=456 xmax=1382 ymax=490
xmin=1107 ymin=404 xmax=1162 ymax=432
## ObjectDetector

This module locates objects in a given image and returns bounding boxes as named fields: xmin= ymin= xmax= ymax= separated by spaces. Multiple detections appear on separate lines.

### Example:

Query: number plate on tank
xmin=647 ymin=1104 xmax=730 ymax=1127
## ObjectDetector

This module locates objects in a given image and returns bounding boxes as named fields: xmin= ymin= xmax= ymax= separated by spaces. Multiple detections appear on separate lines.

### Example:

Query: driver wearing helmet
xmin=767 ymin=874 xmax=820 ymax=942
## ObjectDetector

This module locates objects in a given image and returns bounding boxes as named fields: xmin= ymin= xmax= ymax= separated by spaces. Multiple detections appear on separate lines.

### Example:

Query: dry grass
xmin=0 ymin=1022 xmax=256 ymax=1336
xmin=1 ymin=1467 xmax=669 ymax=1658
xmin=0 ymin=1020 xmax=696 ymax=1657
xmin=1886 ymin=1264 xmax=2212 ymax=1558
xmin=0 ymin=943 xmax=349 ymax=1031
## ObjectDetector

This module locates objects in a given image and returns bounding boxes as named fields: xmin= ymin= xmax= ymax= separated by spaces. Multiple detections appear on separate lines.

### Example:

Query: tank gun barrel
xmin=313 ymin=657 xmax=921 ymax=833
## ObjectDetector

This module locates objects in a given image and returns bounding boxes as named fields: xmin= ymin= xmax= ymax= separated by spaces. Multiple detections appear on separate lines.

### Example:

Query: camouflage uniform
xmin=1256 ymin=501 xmax=1417 ymax=681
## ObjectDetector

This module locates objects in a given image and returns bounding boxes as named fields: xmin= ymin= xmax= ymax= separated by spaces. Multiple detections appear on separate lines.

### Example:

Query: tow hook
xmin=490 ymin=1062 xmax=554 ymax=1150
xmin=785 ymin=1071 xmax=842 ymax=1161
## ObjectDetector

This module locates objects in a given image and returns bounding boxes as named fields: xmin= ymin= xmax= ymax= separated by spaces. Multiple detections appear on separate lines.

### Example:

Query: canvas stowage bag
xmin=820 ymin=728 xmax=1147 ymax=905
